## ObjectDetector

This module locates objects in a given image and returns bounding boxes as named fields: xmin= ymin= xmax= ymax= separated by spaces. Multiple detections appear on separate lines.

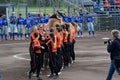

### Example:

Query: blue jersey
xmin=9 ymin=16 xmax=16 ymax=24
xmin=44 ymin=16 xmax=49 ymax=23
xmin=86 ymin=16 xmax=94 ymax=22
xmin=76 ymin=16 xmax=83 ymax=23
xmin=64 ymin=16 xmax=69 ymax=23
xmin=60 ymin=14 xmax=69 ymax=23
xmin=40 ymin=17 xmax=46 ymax=24
xmin=33 ymin=17 xmax=39 ymax=25
xmin=17 ymin=17 xmax=24 ymax=25
xmin=2 ymin=18 xmax=8 ymax=26
xmin=71 ymin=16 xmax=76 ymax=22
xmin=0 ymin=18 xmax=3 ymax=27
xmin=24 ymin=17 xmax=32 ymax=28
xmin=68 ymin=15 xmax=72 ymax=23
xmin=79 ymin=13 xmax=84 ymax=17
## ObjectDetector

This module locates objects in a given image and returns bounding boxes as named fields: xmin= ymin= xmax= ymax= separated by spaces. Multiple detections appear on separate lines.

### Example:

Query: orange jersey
xmin=62 ymin=30 xmax=68 ymax=43
xmin=33 ymin=38 xmax=41 ymax=54
xmin=56 ymin=33 xmax=62 ymax=48
xmin=38 ymin=29 xmax=44 ymax=34
xmin=46 ymin=37 xmax=57 ymax=53
xmin=30 ymin=32 xmax=35 ymax=43
xmin=30 ymin=30 xmax=39 ymax=43
xmin=70 ymin=28 xmax=76 ymax=43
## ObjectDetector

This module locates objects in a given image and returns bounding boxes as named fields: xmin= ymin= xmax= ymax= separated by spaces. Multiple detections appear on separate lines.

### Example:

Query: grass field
xmin=8 ymin=6 xmax=68 ymax=17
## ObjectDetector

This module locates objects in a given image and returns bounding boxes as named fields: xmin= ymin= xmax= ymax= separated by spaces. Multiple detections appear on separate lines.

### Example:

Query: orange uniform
xmin=56 ymin=33 xmax=62 ymax=48
xmin=70 ymin=28 xmax=76 ymax=43
xmin=30 ymin=30 xmax=39 ymax=43
xmin=46 ymin=38 xmax=57 ymax=53
xmin=30 ymin=32 xmax=35 ymax=43
xmin=38 ymin=29 xmax=44 ymax=34
xmin=33 ymin=38 xmax=41 ymax=54
xmin=62 ymin=30 xmax=68 ymax=43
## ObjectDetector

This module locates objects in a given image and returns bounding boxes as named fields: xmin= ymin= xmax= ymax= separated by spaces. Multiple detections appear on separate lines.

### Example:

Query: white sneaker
xmin=41 ymin=67 xmax=45 ymax=70
xmin=32 ymin=73 xmax=37 ymax=77
xmin=77 ymin=36 xmax=80 ymax=38
xmin=58 ymin=72 xmax=61 ymax=75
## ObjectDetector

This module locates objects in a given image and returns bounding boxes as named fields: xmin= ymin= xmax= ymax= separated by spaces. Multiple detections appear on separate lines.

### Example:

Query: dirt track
xmin=0 ymin=31 xmax=120 ymax=80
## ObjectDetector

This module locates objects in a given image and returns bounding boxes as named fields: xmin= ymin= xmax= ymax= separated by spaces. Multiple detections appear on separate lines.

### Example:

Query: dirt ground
xmin=0 ymin=31 xmax=120 ymax=80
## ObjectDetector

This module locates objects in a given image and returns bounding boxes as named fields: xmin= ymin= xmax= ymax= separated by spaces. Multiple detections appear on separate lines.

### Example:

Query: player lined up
xmin=0 ymin=10 xmax=95 ymax=41
xmin=28 ymin=22 xmax=76 ymax=80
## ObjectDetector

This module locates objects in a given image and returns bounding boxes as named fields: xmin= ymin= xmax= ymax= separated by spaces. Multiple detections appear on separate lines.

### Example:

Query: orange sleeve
xmin=46 ymin=39 xmax=51 ymax=45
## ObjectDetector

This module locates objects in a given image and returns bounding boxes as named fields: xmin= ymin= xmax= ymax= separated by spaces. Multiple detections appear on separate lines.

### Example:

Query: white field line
xmin=13 ymin=50 xmax=109 ymax=62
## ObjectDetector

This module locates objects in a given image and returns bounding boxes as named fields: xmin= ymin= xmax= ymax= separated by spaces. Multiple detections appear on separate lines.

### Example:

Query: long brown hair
xmin=49 ymin=33 xmax=55 ymax=42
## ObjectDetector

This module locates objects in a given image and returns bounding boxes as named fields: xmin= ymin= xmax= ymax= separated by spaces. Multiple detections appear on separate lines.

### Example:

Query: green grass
xmin=8 ymin=6 xmax=68 ymax=17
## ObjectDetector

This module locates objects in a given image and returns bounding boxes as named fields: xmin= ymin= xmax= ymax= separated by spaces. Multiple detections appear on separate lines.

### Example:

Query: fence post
xmin=115 ymin=14 xmax=118 ymax=30
xmin=26 ymin=4 xmax=28 ymax=17
xmin=11 ymin=4 xmax=14 ymax=12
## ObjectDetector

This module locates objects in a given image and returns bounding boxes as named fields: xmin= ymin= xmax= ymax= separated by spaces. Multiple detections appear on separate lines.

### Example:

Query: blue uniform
xmin=68 ymin=15 xmax=72 ymax=23
xmin=0 ymin=18 xmax=2 ymax=28
xmin=0 ymin=18 xmax=3 ymax=39
xmin=86 ymin=16 xmax=94 ymax=23
xmin=86 ymin=15 xmax=95 ymax=36
xmin=17 ymin=17 xmax=24 ymax=39
xmin=24 ymin=17 xmax=31 ymax=28
xmin=17 ymin=17 xmax=24 ymax=25
xmin=40 ymin=17 xmax=46 ymax=24
xmin=33 ymin=17 xmax=39 ymax=26
xmin=60 ymin=14 xmax=69 ymax=23
xmin=2 ymin=18 xmax=8 ymax=40
xmin=10 ymin=16 xmax=16 ymax=24
xmin=9 ymin=16 xmax=17 ymax=39
xmin=71 ymin=16 xmax=76 ymax=22
xmin=76 ymin=15 xmax=83 ymax=37
xmin=44 ymin=16 xmax=49 ymax=24
xmin=24 ymin=17 xmax=32 ymax=38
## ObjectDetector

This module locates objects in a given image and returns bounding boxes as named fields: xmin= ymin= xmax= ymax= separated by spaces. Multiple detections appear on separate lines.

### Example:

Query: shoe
xmin=77 ymin=36 xmax=80 ymax=38
xmin=53 ymin=75 xmax=59 ymax=79
xmin=28 ymin=72 xmax=32 ymax=79
xmin=73 ymin=60 xmax=76 ymax=63
xmin=41 ymin=67 xmax=45 ymax=71
xmin=48 ymin=74 xmax=54 ymax=78
xmin=32 ymin=73 xmax=37 ymax=77
xmin=37 ymin=77 xmax=42 ymax=80
xmin=58 ymin=72 xmax=61 ymax=75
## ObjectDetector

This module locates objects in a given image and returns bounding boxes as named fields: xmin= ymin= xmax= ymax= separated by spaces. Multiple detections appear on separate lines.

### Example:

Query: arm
xmin=107 ymin=41 xmax=116 ymax=53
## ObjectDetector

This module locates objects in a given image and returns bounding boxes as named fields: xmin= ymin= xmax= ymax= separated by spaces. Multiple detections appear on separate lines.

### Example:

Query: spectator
xmin=106 ymin=29 xmax=120 ymax=80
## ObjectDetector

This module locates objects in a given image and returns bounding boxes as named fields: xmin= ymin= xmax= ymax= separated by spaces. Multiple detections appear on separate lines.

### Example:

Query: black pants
xmin=44 ymin=52 xmax=49 ymax=68
xmin=35 ymin=54 xmax=42 ymax=77
xmin=63 ymin=42 xmax=69 ymax=66
xmin=49 ymin=52 xmax=58 ymax=75
xmin=57 ymin=48 xmax=63 ymax=72
xmin=70 ymin=39 xmax=75 ymax=61
xmin=67 ymin=42 xmax=72 ymax=64
xmin=29 ymin=53 xmax=42 ymax=78
xmin=29 ymin=43 xmax=36 ymax=73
